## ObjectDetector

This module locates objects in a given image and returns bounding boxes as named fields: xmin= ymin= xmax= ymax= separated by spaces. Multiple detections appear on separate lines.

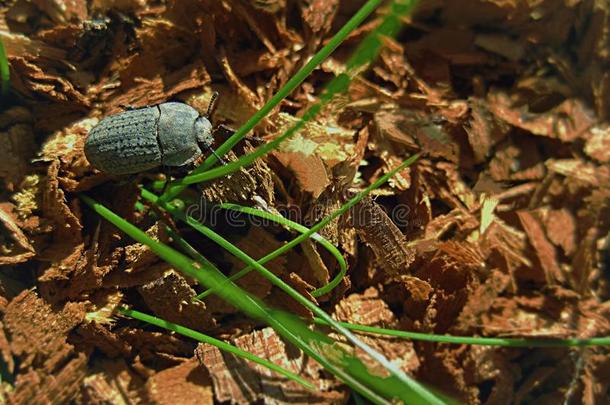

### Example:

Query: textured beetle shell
xmin=85 ymin=107 xmax=162 ymax=175
xmin=85 ymin=102 xmax=214 ymax=175
xmin=157 ymin=102 xmax=206 ymax=167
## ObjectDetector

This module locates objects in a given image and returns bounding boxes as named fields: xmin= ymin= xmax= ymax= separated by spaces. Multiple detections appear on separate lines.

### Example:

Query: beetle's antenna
xmin=206 ymin=91 xmax=219 ymax=120
xmin=202 ymin=92 xmax=224 ymax=166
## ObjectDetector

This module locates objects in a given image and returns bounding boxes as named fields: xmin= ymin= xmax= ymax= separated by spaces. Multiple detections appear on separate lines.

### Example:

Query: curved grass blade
xmin=312 ymin=318 xmax=610 ymax=347
xmin=140 ymin=154 xmax=443 ymax=404
xmin=192 ymin=203 xmax=347 ymax=300
xmin=194 ymin=154 xmax=419 ymax=302
xmin=269 ymin=309 xmax=453 ymax=405
xmin=118 ymin=306 xmax=315 ymax=389
xmin=148 ymin=210 xmax=438 ymax=402
xmin=80 ymin=194 xmax=433 ymax=403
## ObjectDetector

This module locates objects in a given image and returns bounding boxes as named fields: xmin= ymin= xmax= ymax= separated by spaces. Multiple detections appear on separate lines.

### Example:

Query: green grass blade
xmin=158 ymin=0 xmax=387 ymax=203
xmin=137 ymin=219 xmax=394 ymax=401
xmin=102 ymin=0 xmax=440 ymax=400
xmin=80 ymin=194 xmax=431 ymax=403
xmin=140 ymin=155 xmax=446 ymax=405
xmin=0 ymin=38 xmax=9 ymax=97
xmin=169 ymin=0 xmax=418 ymax=189
xmin=170 ymin=153 xmax=418 ymax=305
xmin=193 ymin=203 xmax=347 ymax=300
xmin=118 ymin=306 xmax=315 ymax=389
xmin=312 ymin=318 xmax=610 ymax=347
xmin=143 ymin=210 xmax=440 ymax=402
xmin=345 ymin=0 xmax=415 ymax=70
xmin=224 ymin=154 xmax=420 ymax=298
xmin=269 ymin=310 xmax=452 ymax=405
xmin=142 ymin=193 xmax=364 ymax=353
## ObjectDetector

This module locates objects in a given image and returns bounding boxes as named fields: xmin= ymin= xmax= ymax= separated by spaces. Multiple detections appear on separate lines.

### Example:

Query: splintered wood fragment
xmin=350 ymin=196 xmax=414 ymax=276
xmin=146 ymin=358 xmax=213 ymax=405
xmin=333 ymin=288 xmax=420 ymax=374
xmin=3 ymin=290 xmax=87 ymax=404
xmin=248 ymin=0 xmax=286 ymax=13
xmin=334 ymin=287 xmax=396 ymax=326
xmin=302 ymin=0 xmax=338 ymax=34
xmin=198 ymin=148 xmax=274 ymax=204
xmin=216 ymin=47 xmax=264 ymax=112
xmin=195 ymin=328 xmax=344 ymax=405
xmin=456 ymin=270 xmax=511 ymax=329
xmin=517 ymin=210 xmax=566 ymax=285
xmin=0 ymin=106 xmax=35 ymax=193
xmin=137 ymin=270 xmax=216 ymax=331
xmin=81 ymin=359 xmax=148 ymax=404
xmin=584 ymin=124 xmax=610 ymax=162
xmin=0 ymin=203 xmax=35 ymax=265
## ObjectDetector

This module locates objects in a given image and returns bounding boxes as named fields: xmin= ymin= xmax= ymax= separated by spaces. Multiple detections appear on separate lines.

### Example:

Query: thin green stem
xmin=141 ymin=154 xmax=430 ymax=402
xmin=81 ymin=194 xmax=401 ymax=403
xmin=312 ymin=318 xmax=610 ymax=347
xmin=193 ymin=203 xmax=347 ymax=300
xmin=195 ymin=154 xmax=419 ymax=300
xmin=0 ymin=38 xmax=9 ymax=97
xmin=158 ymin=0 xmax=385 ymax=203
xmin=119 ymin=306 xmax=315 ymax=389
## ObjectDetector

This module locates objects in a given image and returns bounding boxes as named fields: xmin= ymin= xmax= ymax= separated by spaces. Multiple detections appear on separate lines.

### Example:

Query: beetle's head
xmin=194 ymin=116 xmax=214 ymax=150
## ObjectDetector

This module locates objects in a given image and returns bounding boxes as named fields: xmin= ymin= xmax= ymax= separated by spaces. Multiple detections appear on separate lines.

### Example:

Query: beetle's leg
xmin=205 ymin=91 xmax=219 ymax=120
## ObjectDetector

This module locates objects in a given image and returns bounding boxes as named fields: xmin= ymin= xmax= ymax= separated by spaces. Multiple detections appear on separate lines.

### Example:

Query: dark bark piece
xmin=195 ymin=329 xmax=345 ymax=405
xmin=146 ymin=357 xmax=213 ymax=405
xmin=3 ymin=290 xmax=87 ymax=405
xmin=137 ymin=270 xmax=216 ymax=332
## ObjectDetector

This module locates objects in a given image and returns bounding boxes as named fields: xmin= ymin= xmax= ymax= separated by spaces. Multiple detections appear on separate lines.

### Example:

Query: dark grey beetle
xmin=85 ymin=100 xmax=218 ymax=175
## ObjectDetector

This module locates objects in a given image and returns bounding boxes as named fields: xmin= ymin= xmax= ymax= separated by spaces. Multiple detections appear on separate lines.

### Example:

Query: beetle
xmin=85 ymin=95 xmax=221 ymax=176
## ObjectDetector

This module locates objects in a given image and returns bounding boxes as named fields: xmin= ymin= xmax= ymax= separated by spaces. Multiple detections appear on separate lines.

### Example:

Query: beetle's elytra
xmin=85 ymin=102 xmax=214 ymax=175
